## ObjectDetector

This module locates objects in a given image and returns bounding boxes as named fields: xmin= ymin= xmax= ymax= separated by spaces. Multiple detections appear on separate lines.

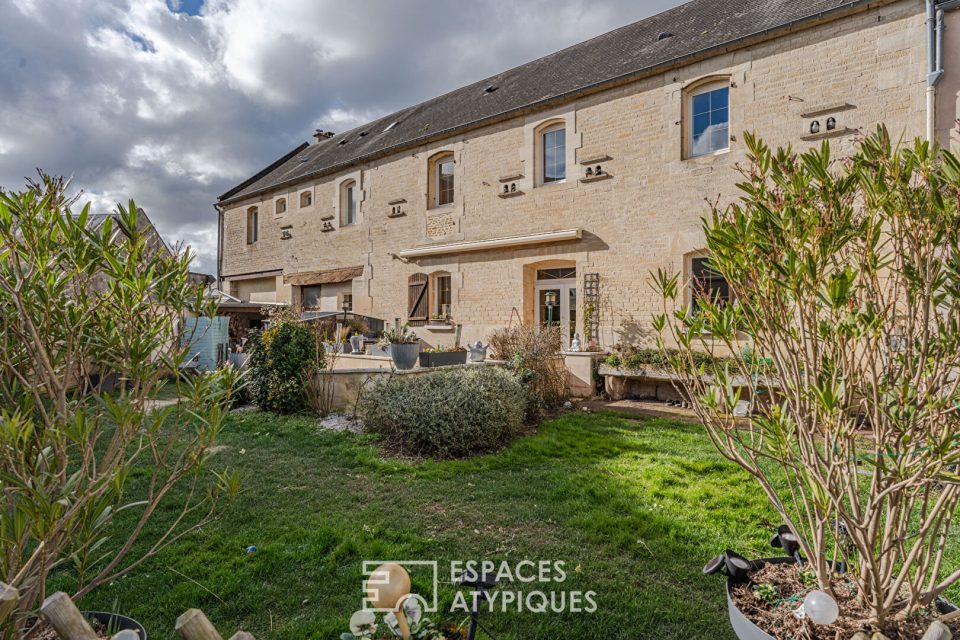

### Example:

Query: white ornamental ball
xmin=349 ymin=610 xmax=377 ymax=635
xmin=803 ymin=590 xmax=839 ymax=625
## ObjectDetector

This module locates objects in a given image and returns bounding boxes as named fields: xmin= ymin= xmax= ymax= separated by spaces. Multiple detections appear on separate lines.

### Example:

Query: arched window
xmin=685 ymin=79 xmax=730 ymax=158
xmin=299 ymin=190 xmax=312 ymax=208
xmin=537 ymin=121 xmax=566 ymax=185
xmin=340 ymin=180 xmax=358 ymax=226
xmin=246 ymin=207 xmax=258 ymax=244
xmin=276 ymin=198 xmax=286 ymax=214
xmin=428 ymin=152 xmax=455 ymax=209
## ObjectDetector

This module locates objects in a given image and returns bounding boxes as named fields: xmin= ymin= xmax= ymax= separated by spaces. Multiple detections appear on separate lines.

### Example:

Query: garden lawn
xmin=75 ymin=409 xmax=960 ymax=639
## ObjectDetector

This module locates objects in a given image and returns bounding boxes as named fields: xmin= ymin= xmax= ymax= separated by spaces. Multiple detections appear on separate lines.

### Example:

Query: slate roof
xmin=218 ymin=0 xmax=873 ymax=205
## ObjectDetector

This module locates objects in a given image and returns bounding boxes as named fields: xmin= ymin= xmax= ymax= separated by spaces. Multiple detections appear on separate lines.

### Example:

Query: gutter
xmin=218 ymin=0 xmax=888 ymax=207
xmin=215 ymin=203 xmax=223 ymax=290
xmin=927 ymin=0 xmax=948 ymax=142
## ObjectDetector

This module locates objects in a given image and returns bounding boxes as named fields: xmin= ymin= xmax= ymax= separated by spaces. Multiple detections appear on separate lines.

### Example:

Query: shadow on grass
xmin=75 ymin=409 xmax=781 ymax=640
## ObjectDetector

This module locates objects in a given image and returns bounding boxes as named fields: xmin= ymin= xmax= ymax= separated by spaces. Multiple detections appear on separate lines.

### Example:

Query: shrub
xmin=604 ymin=345 xmax=743 ymax=373
xmin=361 ymin=367 xmax=526 ymax=458
xmin=652 ymin=127 xmax=960 ymax=630
xmin=489 ymin=325 xmax=568 ymax=420
xmin=0 ymin=174 xmax=240 ymax=627
xmin=249 ymin=309 xmax=317 ymax=413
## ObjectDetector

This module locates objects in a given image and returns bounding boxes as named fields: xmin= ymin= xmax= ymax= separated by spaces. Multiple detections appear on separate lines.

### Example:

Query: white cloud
xmin=0 ymin=0 xmax=681 ymax=274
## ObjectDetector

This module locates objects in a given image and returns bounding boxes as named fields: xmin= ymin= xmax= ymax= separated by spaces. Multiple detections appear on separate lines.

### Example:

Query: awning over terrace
xmin=283 ymin=265 xmax=364 ymax=286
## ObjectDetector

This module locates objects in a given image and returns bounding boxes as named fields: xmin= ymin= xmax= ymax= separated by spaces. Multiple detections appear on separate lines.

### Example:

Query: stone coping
xmin=319 ymin=360 xmax=505 ymax=375
xmin=598 ymin=364 xmax=779 ymax=388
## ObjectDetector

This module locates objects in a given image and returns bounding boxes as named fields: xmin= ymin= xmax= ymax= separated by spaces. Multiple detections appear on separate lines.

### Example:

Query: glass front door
xmin=535 ymin=281 xmax=576 ymax=348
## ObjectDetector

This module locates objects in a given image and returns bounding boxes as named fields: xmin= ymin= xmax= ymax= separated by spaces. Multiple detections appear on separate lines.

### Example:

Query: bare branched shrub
xmin=651 ymin=127 xmax=960 ymax=630
xmin=489 ymin=325 xmax=568 ymax=420
xmin=305 ymin=324 xmax=339 ymax=417
xmin=0 ymin=174 xmax=240 ymax=633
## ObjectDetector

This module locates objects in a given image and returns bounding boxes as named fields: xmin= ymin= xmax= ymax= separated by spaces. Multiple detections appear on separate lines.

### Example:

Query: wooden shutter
xmin=408 ymin=273 xmax=428 ymax=325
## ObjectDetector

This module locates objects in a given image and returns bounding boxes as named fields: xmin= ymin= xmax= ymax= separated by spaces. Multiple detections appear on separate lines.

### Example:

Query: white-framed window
xmin=429 ymin=153 xmax=455 ymax=208
xmin=687 ymin=81 xmax=729 ymax=158
xmin=540 ymin=123 xmax=566 ymax=184
xmin=299 ymin=190 xmax=312 ymax=208
xmin=432 ymin=272 xmax=452 ymax=319
xmin=276 ymin=197 xmax=286 ymax=214
xmin=246 ymin=207 xmax=258 ymax=244
xmin=340 ymin=180 xmax=358 ymax=226
xmin=339 ymin=292 xmax=353 ymax=312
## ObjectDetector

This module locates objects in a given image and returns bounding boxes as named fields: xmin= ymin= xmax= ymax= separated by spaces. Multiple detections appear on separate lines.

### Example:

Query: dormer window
xmin=299 ymin=190 xmax=312 ymax=208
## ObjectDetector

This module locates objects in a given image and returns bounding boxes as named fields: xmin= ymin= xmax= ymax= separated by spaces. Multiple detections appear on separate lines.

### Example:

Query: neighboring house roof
xmin=284 ymin=265 xmax=365 ymax=286
xmin=82 ymin=209 xmax=173 ymax=257
xmin=218 ymin=0 xmax=875 ymax=205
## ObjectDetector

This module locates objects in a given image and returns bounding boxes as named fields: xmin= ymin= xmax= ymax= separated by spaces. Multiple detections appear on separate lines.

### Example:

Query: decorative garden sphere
xmin=366 ymin=562 xmax=412 ymax=610
xmin=803 ymin=590 xmax=839 ymax=625
xmin=349 ymin=610 xmax=376 ymax=634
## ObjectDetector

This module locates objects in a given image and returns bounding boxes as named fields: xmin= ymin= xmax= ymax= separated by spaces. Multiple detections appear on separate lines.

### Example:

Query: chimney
xmin=313 ymin=129 xmax=334 ymax=143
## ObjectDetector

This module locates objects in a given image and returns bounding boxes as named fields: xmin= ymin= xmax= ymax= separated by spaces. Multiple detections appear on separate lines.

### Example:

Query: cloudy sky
xmin=0 ymin=0 xmax=683 ymax=275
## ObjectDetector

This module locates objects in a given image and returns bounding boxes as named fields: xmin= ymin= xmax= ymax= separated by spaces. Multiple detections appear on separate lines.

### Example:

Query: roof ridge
xmin=219 ymin=0 xmax=879 ymax=205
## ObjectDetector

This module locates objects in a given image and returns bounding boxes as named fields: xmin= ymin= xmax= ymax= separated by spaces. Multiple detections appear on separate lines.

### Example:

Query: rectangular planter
xmin=418 ymin=351 xmax=468 ymax=368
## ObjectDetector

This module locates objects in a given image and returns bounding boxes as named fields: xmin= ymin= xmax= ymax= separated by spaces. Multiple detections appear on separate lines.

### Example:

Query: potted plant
xmin=427 ymin=312 xmax=453 ymax=327
xmin=418 ymin=345 xmax=467 ymax=368
xmin=652 ymin=129 xmax=960 ymax=639
xmin=384 ymin=324 xmax=420 ymax=370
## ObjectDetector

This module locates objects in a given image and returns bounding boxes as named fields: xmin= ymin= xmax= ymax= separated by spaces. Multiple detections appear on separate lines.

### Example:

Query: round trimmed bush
xmin=360 ymin=366 xmax=527 ymax=458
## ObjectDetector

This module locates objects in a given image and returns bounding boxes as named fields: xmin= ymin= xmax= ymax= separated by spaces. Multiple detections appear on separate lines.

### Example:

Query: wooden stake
xmin=175 ymin=608 xmax=224 ymax=640
xmin=40 ymin=592 xmax=97 ymax=640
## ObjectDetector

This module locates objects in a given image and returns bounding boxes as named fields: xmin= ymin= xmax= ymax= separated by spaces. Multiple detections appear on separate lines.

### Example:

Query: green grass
xmin=73 ymin=409 xmax=956 ymax=639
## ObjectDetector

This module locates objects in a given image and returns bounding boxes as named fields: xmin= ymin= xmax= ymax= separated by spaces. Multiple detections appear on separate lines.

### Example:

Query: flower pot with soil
xmin=418 ymin=348 xmax=467 ymax=368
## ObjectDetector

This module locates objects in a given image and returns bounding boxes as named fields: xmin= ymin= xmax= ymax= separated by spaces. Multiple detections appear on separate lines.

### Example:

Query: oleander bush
xmin=652 ymin=127 xmax=960 ymax=632
xmin=360 ymin=366 xmax=526 ymax=458
xmin=0 ymin=174 xmax=240 ymax=633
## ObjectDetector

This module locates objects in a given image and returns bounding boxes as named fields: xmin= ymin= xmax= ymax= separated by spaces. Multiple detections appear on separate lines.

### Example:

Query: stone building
xmin=216 ymin=0 xmax=960 ymax=349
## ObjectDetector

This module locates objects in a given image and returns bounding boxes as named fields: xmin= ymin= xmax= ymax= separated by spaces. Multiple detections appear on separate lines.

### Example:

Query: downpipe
xmin=927 ymin=0 xmax=945 ymax=143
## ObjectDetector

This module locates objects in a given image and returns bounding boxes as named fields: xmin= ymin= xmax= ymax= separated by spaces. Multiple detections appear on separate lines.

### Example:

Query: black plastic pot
xmin=87 ymin=611 xmax=147 ymax=638
xmin=25 ymin=612 xmax=146 ymax=639
xmin=418 ymin=351 xmax=468 ymax=368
